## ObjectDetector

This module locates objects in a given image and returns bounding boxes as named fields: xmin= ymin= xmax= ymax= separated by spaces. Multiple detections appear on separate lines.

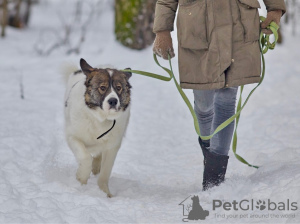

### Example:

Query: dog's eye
xmin=116 ymin=86 xmax=122 ymax=91
xmin=99 ymin=86 xmax=107 ymax=92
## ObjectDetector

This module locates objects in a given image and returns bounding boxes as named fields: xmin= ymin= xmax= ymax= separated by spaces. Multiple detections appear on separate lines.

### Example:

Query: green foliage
xmin=115 ymin=0 xmax=144 ymax=47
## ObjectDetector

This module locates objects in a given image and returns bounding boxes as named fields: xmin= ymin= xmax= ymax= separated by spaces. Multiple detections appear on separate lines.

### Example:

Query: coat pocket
xmin=237 ymin=0 xmax=261 ymax=42
xmin=177 ymin=0 xmax=208 ymax=50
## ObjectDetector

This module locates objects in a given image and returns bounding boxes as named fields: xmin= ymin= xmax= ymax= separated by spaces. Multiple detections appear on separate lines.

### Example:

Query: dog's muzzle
xmin=108 ymin=98 xmax=118 ymax=109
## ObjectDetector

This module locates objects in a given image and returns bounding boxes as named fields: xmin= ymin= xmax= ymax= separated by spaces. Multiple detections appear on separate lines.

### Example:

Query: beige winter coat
xmin=153 ymin=0 xmax=286 ymax=90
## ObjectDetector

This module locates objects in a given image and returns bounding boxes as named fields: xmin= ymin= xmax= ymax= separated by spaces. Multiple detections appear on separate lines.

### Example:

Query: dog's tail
xmin=60 ymin=63 xmax=80 ymax=85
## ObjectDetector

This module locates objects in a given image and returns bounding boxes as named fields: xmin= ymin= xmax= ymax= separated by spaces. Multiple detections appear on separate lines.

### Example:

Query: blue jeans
xmin=193 ymin=87 xmax=238 ymax=156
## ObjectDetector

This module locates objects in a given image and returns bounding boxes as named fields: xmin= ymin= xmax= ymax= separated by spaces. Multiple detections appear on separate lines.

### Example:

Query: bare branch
xmin=34 ymin=0 xmax=106 ymax=56
xmin=34 ymin=28 xmax=63 ymax=56
xmin=19 ymin=74 xmax=24 ymax=99
xmin=1 ymin=0 xmax=8 ymax=37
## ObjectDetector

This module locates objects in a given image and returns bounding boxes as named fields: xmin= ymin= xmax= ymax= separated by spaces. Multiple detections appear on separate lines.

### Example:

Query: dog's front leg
xmin=92 ymin=153 xmax=102 ymax=175
xmin=67 ymin=136 xmax=92 ymax=185
xmin=98 ymin=147 xmax=119 ymax=198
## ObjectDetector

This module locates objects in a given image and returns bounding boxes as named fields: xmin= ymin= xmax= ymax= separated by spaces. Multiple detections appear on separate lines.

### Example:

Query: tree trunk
xmin=1 ymin=0 xmax=8 ymax=37
xmin=284 ymin=0 xmax=289 ymax=24
xmin=13 ymin=0 xmax=23 ymax=28
xmin=24 ymin=0 xmax=32 ymax=25
xmin=115 ymin=0 xmax=156 ymax=50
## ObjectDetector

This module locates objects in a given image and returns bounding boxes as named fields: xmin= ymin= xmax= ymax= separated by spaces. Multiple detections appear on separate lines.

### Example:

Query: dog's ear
xmin=123 ymin=68 xmax=132 ymax=80
xmin=80 ymin=58 xmax=94 ymax=76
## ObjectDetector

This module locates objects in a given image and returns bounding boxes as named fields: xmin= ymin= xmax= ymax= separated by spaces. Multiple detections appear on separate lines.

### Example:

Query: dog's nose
xmin=108 ymin=98 xmax=118 ymax=107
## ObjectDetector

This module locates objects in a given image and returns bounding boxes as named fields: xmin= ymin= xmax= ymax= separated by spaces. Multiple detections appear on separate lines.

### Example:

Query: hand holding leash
xmin=153 ymin=31 xmax=175 ymax=60
xmin=261 ymin=10 xmax=282 ymax=35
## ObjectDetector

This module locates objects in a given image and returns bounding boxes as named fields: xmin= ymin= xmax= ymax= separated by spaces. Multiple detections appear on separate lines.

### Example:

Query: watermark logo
xmin=256 ymin=200 xmax=266 ymax=211
xmin=179 ymin=195 xmax=209 ymax=222
xmin=212 ymin=199 xmax=298 ymax=211
xmin=179 ymin=196 xmax=298 ymax=222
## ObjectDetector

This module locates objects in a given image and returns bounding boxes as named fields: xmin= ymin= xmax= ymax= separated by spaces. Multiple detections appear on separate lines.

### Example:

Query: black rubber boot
xmin=198 ymin=137 xmax=229 ymax=191
xmin=198 ymin=137 xmax=210 ymax=165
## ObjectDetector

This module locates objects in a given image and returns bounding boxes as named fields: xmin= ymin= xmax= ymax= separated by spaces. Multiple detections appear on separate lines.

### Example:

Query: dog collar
xmin=97 ymin=120 xmax=116 ymax=139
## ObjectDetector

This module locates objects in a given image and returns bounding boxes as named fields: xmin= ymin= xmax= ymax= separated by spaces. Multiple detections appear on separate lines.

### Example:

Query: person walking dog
xmin=152 ymin=0 xmax=286 ymax=191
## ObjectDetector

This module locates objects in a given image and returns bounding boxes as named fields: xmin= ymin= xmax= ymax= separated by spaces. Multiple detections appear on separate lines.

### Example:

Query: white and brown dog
xmin=64 ymin=58 xmax=132 ymax=197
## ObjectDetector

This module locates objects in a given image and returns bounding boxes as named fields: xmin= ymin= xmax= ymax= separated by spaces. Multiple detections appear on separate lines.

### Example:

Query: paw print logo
xmin=256 ymin=200 xmax=266 ymax=210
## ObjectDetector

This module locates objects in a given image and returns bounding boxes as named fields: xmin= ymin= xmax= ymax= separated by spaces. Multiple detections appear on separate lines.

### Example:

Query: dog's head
xmin=80 ymin=58 xmax=132 ymax=119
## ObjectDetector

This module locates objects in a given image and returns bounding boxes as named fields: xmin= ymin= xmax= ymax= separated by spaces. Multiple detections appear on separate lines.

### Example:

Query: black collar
xmin=97 ymin=120 xmax=116 ymax=139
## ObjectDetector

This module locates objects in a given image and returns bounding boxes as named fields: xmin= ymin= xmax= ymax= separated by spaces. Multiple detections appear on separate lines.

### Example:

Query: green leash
xmin=122 ymin=16 xmax=279 ymax=168
xmin=231 ymin=17 xmax=279 ymax=168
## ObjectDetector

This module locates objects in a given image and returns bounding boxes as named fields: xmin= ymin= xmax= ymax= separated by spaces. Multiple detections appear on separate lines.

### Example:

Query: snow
xmin=0 ymin=1 xmax=299 ymax=223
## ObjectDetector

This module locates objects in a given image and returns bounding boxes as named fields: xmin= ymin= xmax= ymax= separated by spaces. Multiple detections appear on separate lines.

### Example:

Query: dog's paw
xmin=76 ymin=174 xmax=88 ymax=185
xmin=75 ymin=158 xmax=92 ymax=185
xmin=107 ymin=192 xmax=113 ymax=198
xmin=92 ymin=161 xmax=101 ymax=175
xmin=92 ymin=167 xmax=100 ymax=175
xmin=76 ymin=168 xmax=90 ymax=185
xmin=98 ymin=180 xmax=113 ymax=198
xmin=92 ymin=155 xmax=102 ymax=175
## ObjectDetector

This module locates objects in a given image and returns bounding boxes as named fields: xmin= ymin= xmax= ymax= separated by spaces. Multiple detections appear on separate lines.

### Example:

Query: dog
xmin=64 ymin=58 xmax=132 ymax=197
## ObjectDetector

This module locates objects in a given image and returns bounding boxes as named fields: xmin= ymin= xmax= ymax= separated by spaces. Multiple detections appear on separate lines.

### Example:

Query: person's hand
xmin=261 ymin=10 xmax=282 ymax=35
xmin=153 ymin=31 xmax=175 ymax=60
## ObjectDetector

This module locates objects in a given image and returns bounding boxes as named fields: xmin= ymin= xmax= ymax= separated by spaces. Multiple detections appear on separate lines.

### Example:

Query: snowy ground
xmin=0 ymin=1 xmax=299 ymax=223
